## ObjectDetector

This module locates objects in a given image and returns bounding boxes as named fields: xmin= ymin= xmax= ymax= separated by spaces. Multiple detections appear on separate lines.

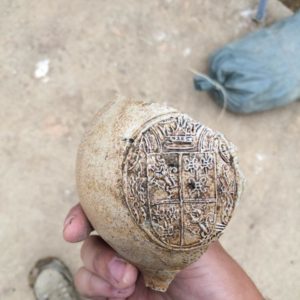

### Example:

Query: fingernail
xmin=113 ymin=286 xmax=133 ymax=297
xmin=109 ymin=257 xmax=127 ymax=283
xmin=63 ymin=215 xmax=74 ymax=231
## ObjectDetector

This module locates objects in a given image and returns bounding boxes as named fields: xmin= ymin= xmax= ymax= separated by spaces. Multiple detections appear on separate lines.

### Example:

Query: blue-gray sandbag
xmin=194 ymin=11 xmax=300 ymax=113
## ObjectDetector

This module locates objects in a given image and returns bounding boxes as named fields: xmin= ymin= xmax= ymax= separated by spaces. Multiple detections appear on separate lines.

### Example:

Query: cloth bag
xmin=194 ymin=11 xmax=300 ymax=113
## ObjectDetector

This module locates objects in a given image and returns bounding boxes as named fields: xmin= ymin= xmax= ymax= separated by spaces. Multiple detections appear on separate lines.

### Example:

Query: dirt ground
xmin=1 ymin=1 xmax=299 ymax=299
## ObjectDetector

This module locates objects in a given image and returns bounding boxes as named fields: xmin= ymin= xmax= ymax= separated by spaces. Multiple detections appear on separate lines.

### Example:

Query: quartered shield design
xmin=123 ymin=114 xmax=240 ymax=250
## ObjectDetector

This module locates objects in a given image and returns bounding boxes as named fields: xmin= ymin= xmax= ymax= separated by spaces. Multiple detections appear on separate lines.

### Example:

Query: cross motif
xmin=184 ymin=155 xmax=200 ymax=173
xmin=188 ymin=176 xmax=208 ymax=198
xmin=200 ymin=152 xmax=214 ymax=173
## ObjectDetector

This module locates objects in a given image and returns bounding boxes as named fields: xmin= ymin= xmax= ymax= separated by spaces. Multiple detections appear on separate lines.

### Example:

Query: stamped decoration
xmin=122 ymin=115 xmax=240 ymax=250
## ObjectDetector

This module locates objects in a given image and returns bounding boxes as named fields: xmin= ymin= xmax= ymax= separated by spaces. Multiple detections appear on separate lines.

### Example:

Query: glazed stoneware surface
xmin=76 ymin=99 xmax=243 ymax=291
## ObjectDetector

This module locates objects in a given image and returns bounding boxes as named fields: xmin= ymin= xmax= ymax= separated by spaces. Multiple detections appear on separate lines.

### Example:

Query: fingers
xmin=63 ymin=203 xmax=93 ymax=243
xmin=75 ymin=267 xmax=135 ymax=299
xmin=80 ymin=236 xmax=138 ymax=290
xmin=64 ymin=205 xmax=138 ymax=298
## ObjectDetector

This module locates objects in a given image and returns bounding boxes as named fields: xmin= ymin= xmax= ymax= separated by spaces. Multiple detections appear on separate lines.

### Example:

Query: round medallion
xmin=122 ymin=114 xmax=240 ymax=250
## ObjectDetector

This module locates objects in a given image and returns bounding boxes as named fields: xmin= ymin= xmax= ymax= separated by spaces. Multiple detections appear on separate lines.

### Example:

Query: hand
xmin=63 ymin=204 xmax=263 ymax=300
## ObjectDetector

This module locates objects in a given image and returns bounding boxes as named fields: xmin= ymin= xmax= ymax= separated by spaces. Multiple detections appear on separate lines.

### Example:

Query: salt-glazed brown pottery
xmin=76 ymin=99 xmax=243 ymax=291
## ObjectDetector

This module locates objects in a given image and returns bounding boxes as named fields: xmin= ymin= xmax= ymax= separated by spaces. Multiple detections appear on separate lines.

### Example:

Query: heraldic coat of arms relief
xmin=123 ymin=114 xmax=239 ymax=250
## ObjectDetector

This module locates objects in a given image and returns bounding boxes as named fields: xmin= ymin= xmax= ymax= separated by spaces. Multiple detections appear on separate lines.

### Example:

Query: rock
xmin=76 ymin=98 xmax=243 ymax=291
